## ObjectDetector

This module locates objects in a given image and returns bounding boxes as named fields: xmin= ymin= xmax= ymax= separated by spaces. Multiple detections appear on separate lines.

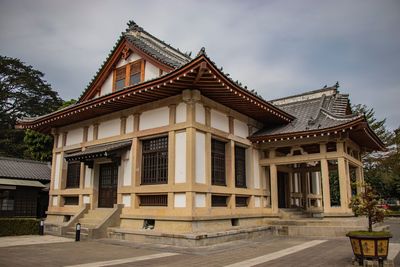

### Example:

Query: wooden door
xmin=98 ymin=163 xmax=118 ymax=208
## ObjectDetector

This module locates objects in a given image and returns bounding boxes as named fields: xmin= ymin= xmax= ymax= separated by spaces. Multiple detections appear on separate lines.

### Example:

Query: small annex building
xmin=0 ymin=157 xmax=50 ymax=218
xmin=17 ymin=21 xmax=385 ymax=240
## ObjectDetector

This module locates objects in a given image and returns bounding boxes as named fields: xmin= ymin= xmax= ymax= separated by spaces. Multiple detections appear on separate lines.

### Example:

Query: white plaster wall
xmin=126 ymin=115 xmax=134 ymax=133
xmin=175 ymin=132 xmax=186 ymax=183
xmin=122 ymin=194 xmax=131 ymax=207
xmin=234 ymin=119 xmax=249 ymax=138
xmin=52 ymin=196 xmax=58 ymax=206
xmin=122 ymin=150 xmax=131 ymax=186
xmin=84 ymin=166 xmax=92 ymax=188
xmin=116 ymin=53 xmax=141 ymax=68
xmin=175 ymin=102 xmax=187 ymax=123
xmin=87 ymin=125 xmax=94 ymax=142
xmin=144 ymin=62 xmax=159 ymax=81
xmin=98 ymin=118 xmax=121 ymax=139
xmin=195 ymin=193 xmax=206 ymax=208
xmin=211 ymin=109 xmax=229 ymax=132
xmin=139 ymin=107 xmax=169 ymax=130
xmin=254 ymin=196 xmax=261 ymax=208
xmin=100 ymin=75 xmax=113 ymax=96
xmin=195 ymin=103 xmax=205 ymax=124
xmin=65 ymin=128 xmax=83 ymax=146
xmin=195 ymin=131 xmax=206 ymax=184
xmin=54 ymin=154 xmax=62 ymax=190
xmin=174 ymin=193 xmax=186 ymax=208
xmin=253 ymin=149 xmax=260 ymax=189
xmin=83 ymin=195 xmax=90 ymax=204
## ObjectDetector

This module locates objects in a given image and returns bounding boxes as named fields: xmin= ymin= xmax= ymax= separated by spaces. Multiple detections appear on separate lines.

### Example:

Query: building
xmin=17 ymin=21 xmax=384 ymax=238
xmin=0 ymin=157 xmax=50 ymax=218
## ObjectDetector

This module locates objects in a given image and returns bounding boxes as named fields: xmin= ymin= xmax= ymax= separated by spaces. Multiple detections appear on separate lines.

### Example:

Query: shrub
xmin=349 ymin=183 xmax=386 ymax=232
xmin=0 ymin=218 xmax=40 ymax=236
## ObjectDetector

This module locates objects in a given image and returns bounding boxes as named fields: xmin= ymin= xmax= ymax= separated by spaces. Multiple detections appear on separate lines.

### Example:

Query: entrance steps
xmin=279 ymin=208 xmax=310 ymax=219
xmin=64 ymin=205 xmax=123 ymax=239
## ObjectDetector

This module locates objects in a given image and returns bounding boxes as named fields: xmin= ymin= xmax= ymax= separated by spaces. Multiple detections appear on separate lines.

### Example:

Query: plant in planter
xmin=347 ymin=183 xmax=391 ymax=265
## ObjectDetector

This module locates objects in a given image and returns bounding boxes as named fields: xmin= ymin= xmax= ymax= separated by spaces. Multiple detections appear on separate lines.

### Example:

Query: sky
xmin=0 ymin=0 xmax=399 ymax=130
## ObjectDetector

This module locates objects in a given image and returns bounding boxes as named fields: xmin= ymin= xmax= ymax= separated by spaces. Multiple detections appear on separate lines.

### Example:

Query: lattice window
xmin=64 ymin=196 xmax=79 ymax=205
xmin=0 ymin=190 xmax=14 ymax=211
xmin=66 ymin=162 xmax=81 ymax=188
xmin=114 ymin=60 xmax=143 ymax=91
xmin=211 ymin=139 xmax=226 ymax=186
xmin=235 ymin=146 xmax=246 ymax=188
xmin=129 ymin=61 xmax=141 ymax=85
xmin=211 ymin=195 xmax=228 ymax=207
xmin=235 ymin=196 xmax=248 ymax=207
xmin=139 ymin=195 xmax=168 ymax=206
xmin=141 ymin=136 xmax=168 ymax=184
xmin=115 ymin=66 xmax=126 ymax=91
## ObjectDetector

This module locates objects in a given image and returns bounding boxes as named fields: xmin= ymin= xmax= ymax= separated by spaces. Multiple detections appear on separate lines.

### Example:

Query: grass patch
xmin=0 ymin=218 xmax=40 ymax=237
xmin=347 ymin=230 xmax=392 ymax=238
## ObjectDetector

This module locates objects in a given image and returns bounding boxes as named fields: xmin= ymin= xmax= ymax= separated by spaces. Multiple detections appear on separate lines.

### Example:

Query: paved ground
xmin=1 ymin=219 xmax=400 ymax=267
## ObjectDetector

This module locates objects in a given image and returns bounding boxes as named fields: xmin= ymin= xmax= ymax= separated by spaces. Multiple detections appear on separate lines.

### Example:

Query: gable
xmin=79 ymin=21 xmax=192 ymax=102
xmin=81 ymin=39 xmax=172 ymax=101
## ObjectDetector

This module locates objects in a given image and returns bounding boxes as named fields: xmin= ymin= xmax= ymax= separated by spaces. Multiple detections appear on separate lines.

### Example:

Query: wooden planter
xmin=346 ymin=232 xmax=392 ymax=264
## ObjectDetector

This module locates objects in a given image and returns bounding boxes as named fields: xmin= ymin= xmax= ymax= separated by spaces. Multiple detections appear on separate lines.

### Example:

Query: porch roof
xmin=65 ymin=140 xmax=132 ymax=162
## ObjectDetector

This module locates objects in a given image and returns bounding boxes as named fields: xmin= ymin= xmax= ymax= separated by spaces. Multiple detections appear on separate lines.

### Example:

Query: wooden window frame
xmin=211 ymin=139 xmax=226 ymax=186
xmin=235 ymin=146 xmax=247 ymax=188
xmin=141 ymin=136 xmax=168 ymax=185
xmin=66 ymin=162 xmax=81 ymax=189
xmin=113 ymin=59 xmax=145 ymax=92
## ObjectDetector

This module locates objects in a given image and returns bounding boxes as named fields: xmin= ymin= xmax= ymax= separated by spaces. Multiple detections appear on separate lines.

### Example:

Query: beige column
xmin=320 ymin=158 xmax=331 ymax=212
xmin=270 ymin=164 xmax=278 ymax=213
xmin=167 ymin=130 xmax=175 ymax=186
xmin=338 ymin=157 xmax=350 ymax=209
xmin=355 ymin=166 xmax=363 ymax=194
xmin=226 ymin=140 xmax=235 ymax=188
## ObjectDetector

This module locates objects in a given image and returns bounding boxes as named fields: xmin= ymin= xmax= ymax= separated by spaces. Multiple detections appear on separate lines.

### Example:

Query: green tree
xmin=23 ymin=129 xmax=53 ymax=161
xmin=353 ymin=104 xmax=399 ymax=199
xmin=0 ymin=55 xmax=63 ymax=159
xmin=352 ymin=104 xmax=393 ymax=145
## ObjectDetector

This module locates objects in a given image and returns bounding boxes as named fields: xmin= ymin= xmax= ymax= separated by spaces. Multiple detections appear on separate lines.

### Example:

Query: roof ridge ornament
xmin=197 ymin=47 xmax=207 ymax=57
xmin=127 ymin=20 xmax=143 ymax=32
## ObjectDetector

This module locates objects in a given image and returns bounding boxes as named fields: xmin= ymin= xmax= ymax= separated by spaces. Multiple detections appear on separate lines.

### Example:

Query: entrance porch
xmin=261 ymin=140 xmax=364 ymax=216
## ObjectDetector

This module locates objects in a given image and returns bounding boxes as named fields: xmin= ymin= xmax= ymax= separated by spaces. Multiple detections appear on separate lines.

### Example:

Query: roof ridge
xmin=0 ymin=156 xmax=49 ymax=165
xmin=126 ymin=20 xmax=192 ymax=61
xmin=270 ymin=86 xmax=338 ymax=104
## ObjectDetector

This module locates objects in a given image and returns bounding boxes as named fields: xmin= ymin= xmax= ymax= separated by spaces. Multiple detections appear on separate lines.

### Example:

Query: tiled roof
xmin=252 ymin=87 xmax=361 ymax=137
xmin=0 ymin=157 xmax=51 ymax=181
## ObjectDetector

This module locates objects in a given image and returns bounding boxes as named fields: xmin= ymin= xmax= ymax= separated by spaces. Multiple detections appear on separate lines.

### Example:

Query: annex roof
xmin=250 ymin=87 xmax=385 ymax=151
xmin=0 ymin=157 xmax=51 ymax=181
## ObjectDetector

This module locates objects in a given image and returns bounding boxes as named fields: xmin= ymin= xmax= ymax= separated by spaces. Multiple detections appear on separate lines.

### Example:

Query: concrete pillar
xmin=320 ymin=158 xmax=331 ymax=212
xmin=270 ymin=164 xmax=278 ymax=213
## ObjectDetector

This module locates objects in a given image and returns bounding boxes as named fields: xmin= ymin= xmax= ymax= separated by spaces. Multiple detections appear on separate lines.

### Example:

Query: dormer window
xmin=113 ymin=59 xmax=144 ymax=91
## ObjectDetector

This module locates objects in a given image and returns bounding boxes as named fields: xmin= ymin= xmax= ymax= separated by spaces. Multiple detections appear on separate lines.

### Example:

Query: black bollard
xmin=75 ymin=223 xmax=81 ymax=242
xmin=39 ymin=219 xmax=44 ymax=235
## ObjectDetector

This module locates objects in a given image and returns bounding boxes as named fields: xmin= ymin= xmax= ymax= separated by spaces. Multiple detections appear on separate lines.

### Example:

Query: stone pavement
xmin=0 ymin=219 xmax=400 ymax=267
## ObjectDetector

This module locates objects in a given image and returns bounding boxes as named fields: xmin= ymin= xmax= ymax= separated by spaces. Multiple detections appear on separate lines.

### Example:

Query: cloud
xmin=0 ymin=0 xmax=399 ymax=130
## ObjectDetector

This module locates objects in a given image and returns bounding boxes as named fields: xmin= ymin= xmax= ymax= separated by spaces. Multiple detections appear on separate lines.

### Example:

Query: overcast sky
xmin=0 ymin=0 xmax=399 ymax=130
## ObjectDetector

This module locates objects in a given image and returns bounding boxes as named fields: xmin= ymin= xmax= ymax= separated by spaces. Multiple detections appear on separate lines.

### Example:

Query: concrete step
xmin=65 ymin=231 xmax=89 ymax=240
xmin=78 ymin=218 xmax=103 ymax=225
